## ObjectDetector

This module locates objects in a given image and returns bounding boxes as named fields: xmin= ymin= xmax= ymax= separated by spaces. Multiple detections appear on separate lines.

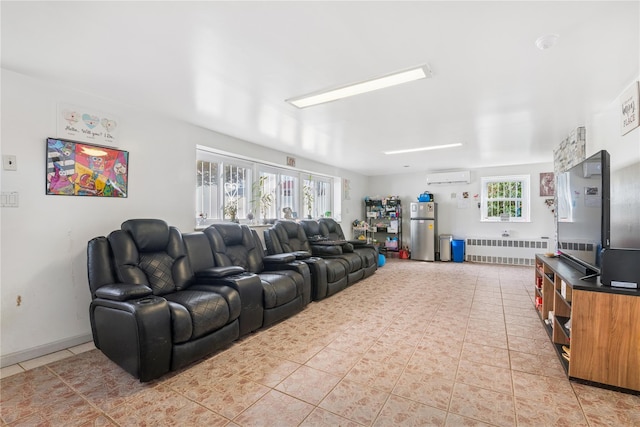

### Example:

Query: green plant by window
xmin=223 ymin=196 xmax=238 ymax=222
xmin=303 ymin=178 xmax=314 ymax=219
xmin=252 ymin=175 xmax=274 ymax=222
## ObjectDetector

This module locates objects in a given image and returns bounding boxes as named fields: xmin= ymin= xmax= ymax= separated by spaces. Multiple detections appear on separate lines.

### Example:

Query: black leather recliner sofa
xmin=319 ymin=218 xmax=378 ymax=279
xmin=264 ymin=220 xmax=348 ymax=300
xmin=87 ymin=219 xmax=247 ymax=382
xmin=203 ymin=223 xmax=311 ymax=327
xmin=300 ymin=219 xmax=365 ymax=285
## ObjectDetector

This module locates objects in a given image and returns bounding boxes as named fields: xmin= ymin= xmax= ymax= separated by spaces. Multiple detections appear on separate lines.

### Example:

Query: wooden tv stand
xmin=534 ymin=254 xmax=640 ymax=392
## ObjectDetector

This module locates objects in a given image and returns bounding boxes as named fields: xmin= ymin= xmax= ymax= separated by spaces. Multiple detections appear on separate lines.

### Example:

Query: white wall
xmin=587 ymin=76 xmax=640 ymax=248
xmin=0 ymin=70 xmax=367 ymax=366
xmin=367 ymin=163 xmax=556 ymax=249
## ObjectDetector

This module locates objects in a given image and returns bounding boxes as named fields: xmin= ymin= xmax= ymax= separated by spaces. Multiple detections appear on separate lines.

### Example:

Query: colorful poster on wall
xmin=57 ymin=103 xmax=119 ymax=145
xmin=46 ymin=137 xmax=128 ymax=197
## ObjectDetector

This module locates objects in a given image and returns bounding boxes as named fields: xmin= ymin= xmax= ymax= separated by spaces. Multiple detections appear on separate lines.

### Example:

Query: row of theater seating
xmin=86 ymin=218 xmax=377 ymax=381
xmin=265 ymin=218 xmax=378 ymax=300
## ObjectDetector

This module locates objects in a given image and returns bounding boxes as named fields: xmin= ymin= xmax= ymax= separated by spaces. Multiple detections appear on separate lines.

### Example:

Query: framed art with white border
xmin=57 ymin=103 xmax=119 ymax=145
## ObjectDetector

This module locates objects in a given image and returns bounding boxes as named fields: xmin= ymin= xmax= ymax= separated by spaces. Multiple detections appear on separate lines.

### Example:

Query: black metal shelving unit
xmin=363 ymin=197 xmax=402 ymax=252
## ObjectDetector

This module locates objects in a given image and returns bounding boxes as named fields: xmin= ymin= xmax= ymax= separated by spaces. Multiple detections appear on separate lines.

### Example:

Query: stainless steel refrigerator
xmin=410 ymin=202 xmax=437 ymax=261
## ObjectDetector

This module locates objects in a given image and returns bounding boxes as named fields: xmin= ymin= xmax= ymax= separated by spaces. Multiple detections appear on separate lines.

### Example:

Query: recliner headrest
xmin=319 ymin=218 xmax=345 ymax=240
xmin=209 ymin=222 xmax=245 ymax=246
xmin=273 ymin=220 xmax=311 ymax=252
xmin=300 ymin=220 xmax=320 ymax=236
xmin=121 ymin=219 xmax=170 ymax=252
xmin=280 ymin=220 xmax=301 ymax=238
xmin=321 ymin=218 xmax=338 ymax=232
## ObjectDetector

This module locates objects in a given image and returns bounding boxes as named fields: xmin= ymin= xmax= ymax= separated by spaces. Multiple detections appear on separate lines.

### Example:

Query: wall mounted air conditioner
xmin=425 ymin=170 xmax=471 ymax=185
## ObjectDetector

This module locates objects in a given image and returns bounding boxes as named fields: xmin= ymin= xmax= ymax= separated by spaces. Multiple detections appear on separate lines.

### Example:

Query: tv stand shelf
xmin=534 ymin=254 xmax=640 ymax=392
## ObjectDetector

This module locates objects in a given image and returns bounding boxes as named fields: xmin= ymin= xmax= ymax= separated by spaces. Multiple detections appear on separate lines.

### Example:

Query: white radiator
xmin=464 ymin=237 xmax=551 ymax=266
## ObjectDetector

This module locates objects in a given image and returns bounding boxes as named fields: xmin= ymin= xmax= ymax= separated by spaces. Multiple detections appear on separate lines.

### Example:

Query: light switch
xmin=1 ymin=191 xmax=18 ymax=207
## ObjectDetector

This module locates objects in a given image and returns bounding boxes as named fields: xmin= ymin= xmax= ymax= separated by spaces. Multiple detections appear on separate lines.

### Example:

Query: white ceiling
xmin=2 ymin=1 xmax=639 ymax=176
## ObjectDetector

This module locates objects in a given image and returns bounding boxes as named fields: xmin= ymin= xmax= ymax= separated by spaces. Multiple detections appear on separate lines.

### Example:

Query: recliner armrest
xmin=95 ymin=283 xmax=153 ymax=301
xmin=292 ymin=251 xmax=312 ymax=260
xmin=195 ymin=266 xmax=245 ymax=279
xmin=310 ymin=245 xmax=343 ymax=257
xmin=341 ymin=242 xmax=355 ymax=253
xmin=90 ymin=296 xmax=171 ymax=381
xmin=263 ymin=253 xmax=296 ymax=264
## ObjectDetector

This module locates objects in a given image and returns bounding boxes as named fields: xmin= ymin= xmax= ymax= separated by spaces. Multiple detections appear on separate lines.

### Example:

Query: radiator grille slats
xmin=464 ymin=238 xmax=549 ymax=266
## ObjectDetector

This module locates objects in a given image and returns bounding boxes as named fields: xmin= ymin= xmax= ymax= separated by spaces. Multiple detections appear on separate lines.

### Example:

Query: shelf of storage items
xmin=534 ymin=254 xmax=640 ymax=392
xmin=363 ymin=197 xmax=402 ymax=252
xmin=534 ymin=260 xmax=555 ymax=338
xmin=352 ymin=226 xmax=369 ymax=243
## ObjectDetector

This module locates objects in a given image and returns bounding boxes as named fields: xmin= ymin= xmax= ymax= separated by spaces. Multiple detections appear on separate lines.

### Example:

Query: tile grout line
xmin=44 ymin=364 xmax=122 ymax=427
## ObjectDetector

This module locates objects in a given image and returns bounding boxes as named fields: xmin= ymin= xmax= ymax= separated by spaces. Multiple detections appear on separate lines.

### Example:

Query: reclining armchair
xmin=183 ymin=231 xmax=263 ymax=336
xmin=319 ymin=218 xmax=378 ymax=279
xmin=203 ymin=223 xmax=311 ymax=327
xmin=264 ymin=220 xmax=348 ymax=300
xmin=299 ymin=219 xmax=365 ymax=285
xmin=87 ymin=219 xmax=243 ymax=381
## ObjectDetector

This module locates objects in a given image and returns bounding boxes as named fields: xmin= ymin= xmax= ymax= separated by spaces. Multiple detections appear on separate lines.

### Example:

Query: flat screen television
xmin=556 ymin=150 xmax=610 ymax=276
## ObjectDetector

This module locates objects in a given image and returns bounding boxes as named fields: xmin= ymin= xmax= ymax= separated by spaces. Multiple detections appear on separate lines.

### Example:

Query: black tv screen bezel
xmin=557 ymin=149 xmax=610 ymax=276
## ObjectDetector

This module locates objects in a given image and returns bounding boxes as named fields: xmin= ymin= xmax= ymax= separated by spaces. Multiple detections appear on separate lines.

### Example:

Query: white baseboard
xmin=1 ymin=333 xmax=93 ymax=368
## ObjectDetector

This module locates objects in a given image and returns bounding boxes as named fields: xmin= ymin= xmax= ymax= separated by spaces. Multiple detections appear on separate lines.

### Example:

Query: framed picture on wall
xmin=539 ymin=172 xmax=555 ymax=197
xmin=46 ymin=137 xmax=128 ymax=197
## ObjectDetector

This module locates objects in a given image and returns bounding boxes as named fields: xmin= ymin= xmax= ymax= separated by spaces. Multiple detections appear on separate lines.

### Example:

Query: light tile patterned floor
xmin=1 ymin=259 xmax=639 ymax=426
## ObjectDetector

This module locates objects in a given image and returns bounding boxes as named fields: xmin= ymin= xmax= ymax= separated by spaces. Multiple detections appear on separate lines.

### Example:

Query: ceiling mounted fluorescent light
xmin=384 ymin=143 xmax=462 ymax=155
xmin=287 ymin=65 xmax=431 ymax=108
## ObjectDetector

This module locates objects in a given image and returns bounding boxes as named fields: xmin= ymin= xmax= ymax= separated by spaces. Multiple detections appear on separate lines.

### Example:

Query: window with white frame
xmin=195 ymin=152 xmax=252 ymax=224
xmin=302 ymin=176 xmax=332 ymax=219
xmin=196 ymin=159 xmax=219 ymax=223
xmin=276 ymin=172 xmax=299 ymax=220
xmin=223 ymin=162 xmax=251 ymax=220
xmin=314 ymin=177 xmax=331 ymax=218
xmin=480 ymin=175 xmax=530 ymax=222
xmin=196 ymin=147 xmax=339 ymax=226
xmin=255 ymin=170 xmax=277 ymax=221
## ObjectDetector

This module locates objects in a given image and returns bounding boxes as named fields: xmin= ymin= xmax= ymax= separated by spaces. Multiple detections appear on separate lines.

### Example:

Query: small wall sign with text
xmin=621 ymin=81 xmax=639 ymax=135
xmin=343 ymin=178 xmax=351 ymax=200
xmin=286 ymin=156 xmax=296 ymax=167
xmin=58 ymin=103 xmax=119 ymax=145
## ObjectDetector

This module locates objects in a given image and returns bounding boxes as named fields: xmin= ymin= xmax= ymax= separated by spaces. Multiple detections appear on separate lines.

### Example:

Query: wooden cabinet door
xmin=570 ymin=290 xmax=640 ymax=391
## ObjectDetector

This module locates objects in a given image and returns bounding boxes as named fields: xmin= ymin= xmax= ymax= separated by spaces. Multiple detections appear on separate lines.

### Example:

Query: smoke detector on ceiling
xmin=535 ymin=34 xmax=560 ymax=50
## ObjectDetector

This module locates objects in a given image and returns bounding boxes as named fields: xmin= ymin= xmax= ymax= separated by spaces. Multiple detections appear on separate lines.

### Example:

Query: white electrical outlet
xmin=3 ymin=155 xmax=17 ymax=171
